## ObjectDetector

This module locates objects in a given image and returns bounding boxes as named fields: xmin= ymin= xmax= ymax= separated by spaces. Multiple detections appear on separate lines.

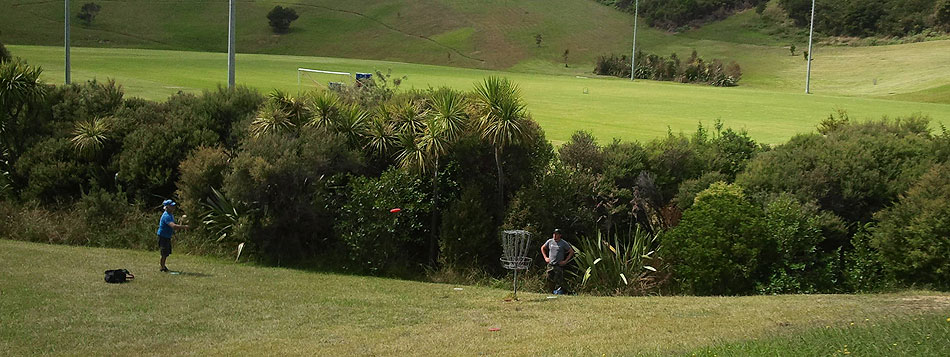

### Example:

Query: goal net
xmin=296 ymin=68 xmax=355 ymax=91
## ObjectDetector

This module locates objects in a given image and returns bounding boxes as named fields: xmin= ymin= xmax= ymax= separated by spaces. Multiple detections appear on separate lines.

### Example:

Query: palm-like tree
xmin=472 ymin=76 xmax=531 ymax=208
xmin=363 ymin=113 xmax=398 ymax=158
xmin=250 ymin=101 xmax=295 ymax=138
xmin=0 ymin=59 xmax=46 ymax=159
xmin=305 ymin=90 xmax=340 ymax=129
xmin=396 ymin=88 xmax=470 ymax=264
xmin=70 ymin=117 xmax=112 ymax=156
xmin=268 ymin=90 xmax=310 ymax=125
xmin=334 ymin=103 xmax=369 ymax=148
xmin=391 ymin=99 xmax=427 ymax=136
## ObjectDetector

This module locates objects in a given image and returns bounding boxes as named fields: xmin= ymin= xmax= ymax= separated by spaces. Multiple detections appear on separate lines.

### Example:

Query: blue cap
xmin=163 ymin=199 xmax=176 ymax=207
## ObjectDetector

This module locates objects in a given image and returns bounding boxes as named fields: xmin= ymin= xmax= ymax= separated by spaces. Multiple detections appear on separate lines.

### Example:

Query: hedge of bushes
xmin=596 ymin=0 xmax=769 ymax=30
xmin=595 ymin=51 xmax=742 ymax=87
xmin=2 ymin=57 xmax=949 ymax=294
xmin=779 ymin=0 xmax=950 ymax=37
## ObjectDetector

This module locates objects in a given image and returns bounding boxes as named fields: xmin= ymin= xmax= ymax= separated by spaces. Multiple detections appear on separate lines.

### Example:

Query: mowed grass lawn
xmin=10 ymin=45 xmax=950 ymax=145
xmin=1 ymin=239 xmax=948 ymax=355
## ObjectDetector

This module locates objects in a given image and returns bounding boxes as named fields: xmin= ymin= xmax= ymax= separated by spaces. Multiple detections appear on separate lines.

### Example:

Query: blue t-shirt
xmin=157 ymin=211 xmax=175 ymax=238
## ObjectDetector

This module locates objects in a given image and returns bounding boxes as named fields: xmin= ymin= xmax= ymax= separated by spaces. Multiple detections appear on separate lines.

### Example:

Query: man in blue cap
xmin=157 ymin=200 xmax=189 ymax=272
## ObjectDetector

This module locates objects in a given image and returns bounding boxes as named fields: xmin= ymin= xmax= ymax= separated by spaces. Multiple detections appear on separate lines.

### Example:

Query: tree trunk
xmin=429 ymin=157 xmax=440 ymax=266
xmin=494 ymin=147 xmax=505 ymax=212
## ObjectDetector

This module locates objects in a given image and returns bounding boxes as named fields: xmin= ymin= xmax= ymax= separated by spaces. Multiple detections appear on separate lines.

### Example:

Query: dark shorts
xmin=546 ymin=264 xmax=565 ymax=285
xmin=158 ymin=236 xmax=172 ymax=256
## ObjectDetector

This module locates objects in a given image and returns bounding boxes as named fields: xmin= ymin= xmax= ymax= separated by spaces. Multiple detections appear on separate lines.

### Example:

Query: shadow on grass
xmin=168 ymin=271 xmax=213 ymax=278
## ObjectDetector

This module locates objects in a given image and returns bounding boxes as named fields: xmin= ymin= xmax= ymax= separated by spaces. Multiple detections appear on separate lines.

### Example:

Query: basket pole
xmin=513 ymin=268 xmax=519 ymax=299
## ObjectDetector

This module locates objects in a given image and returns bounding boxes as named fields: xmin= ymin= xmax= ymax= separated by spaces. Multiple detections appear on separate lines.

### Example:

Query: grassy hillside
xmin=1 ymin=239 xmax=948 ymax=355
xmin=3 ymin=0 xmax=950 ymax=102
xmin=11 ymin=45 xmax=950 ymax=145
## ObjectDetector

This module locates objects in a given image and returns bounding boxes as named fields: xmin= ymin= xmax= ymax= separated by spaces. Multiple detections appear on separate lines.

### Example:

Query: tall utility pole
xmin=805 ymin=0 xmax=816 ymax=94
xmin=631 ymin=0 xmax=639 ymax=81
xmin=65 ymin=0 xmax=71 ymax=84
xmin=227 ymin=0 xmax=235 ymax=89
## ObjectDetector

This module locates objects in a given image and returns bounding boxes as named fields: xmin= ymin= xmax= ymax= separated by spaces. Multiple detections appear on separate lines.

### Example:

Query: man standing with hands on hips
xmin=541 ymin=228 xmax=574 ymax=294
xmin=157 ymin=200 xmax=189 ymax=272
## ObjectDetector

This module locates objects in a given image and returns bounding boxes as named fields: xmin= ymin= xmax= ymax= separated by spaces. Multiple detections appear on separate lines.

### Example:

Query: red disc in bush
xmin=390 ymin=208 xmax=402 ymax=213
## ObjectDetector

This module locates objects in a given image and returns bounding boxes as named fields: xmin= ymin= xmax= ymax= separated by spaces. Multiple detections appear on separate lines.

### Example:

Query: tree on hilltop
xmin=77 ymin=3 xmax=101 ymax=26
xmin=267 ymin=6 xmax=299 ymax=34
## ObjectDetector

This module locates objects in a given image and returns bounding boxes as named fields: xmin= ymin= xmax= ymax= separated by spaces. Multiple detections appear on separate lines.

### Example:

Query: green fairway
xmin=10 ymin=45 xmax=950 ymax=144
xmin=1 ymin=239 xmax=948 ymax=355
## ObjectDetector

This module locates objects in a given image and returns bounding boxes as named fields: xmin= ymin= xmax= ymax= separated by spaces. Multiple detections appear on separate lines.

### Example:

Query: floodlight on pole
xmin=65 ymin=0 xmax=71 ymax=84
xmin=805 ymin=0 xmax=816 ymax=94
xmin=631 ymin=0 xmax=639 ymax=81
xmin=227 ymin=0 xmax=235 ymax=89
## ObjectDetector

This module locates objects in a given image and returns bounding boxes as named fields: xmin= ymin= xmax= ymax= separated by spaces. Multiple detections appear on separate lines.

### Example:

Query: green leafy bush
xmin=224 ymin=127 xmax=362 ymax=264
xmin=176 ymin=146 xmax=229 ymax=217
xmin=559 ymin=131 xmax=604 ymax=173
xmin=872 ymin=163 xmax=950 ymax=289
xmin=737 ymin=116 xmax=937 ymax=223
xmin=14 ymin=138 xmax=87 ymax=204
xmin=118 ymin=122 xmax=218 ymax=202
xmin=504 ymin=166 xmax=598 ymax=239
xmin=759 ymin=194 xmax=846 ymax=294
xmin=336 ymin=168 xmax=431 ymax=275
xmin=665 ymin=183 xmax=770 ymax=295
xmin=439 ymin=184 xmax=497 ymax=269
xmin=674 ymin=171 xmax=728 ymax=210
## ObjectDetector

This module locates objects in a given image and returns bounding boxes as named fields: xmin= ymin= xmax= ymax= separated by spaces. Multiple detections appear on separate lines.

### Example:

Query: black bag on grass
xmin=104 ymin=269 xmax=134 ymax=283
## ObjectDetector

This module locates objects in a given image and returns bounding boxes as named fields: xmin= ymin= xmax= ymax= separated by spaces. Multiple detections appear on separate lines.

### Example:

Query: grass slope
xmin=10 ymin=45 xmax=950 ymax=145
xmin=3 ymin=1 xmax=950 ymax=102
xmin=1 ymin=239 xmax=949 ymax=355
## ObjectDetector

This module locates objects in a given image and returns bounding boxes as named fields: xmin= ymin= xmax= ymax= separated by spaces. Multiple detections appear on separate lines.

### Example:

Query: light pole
xmin=227 ymin=0 xmax=235 ymax=89
xmin=631 ymin=0 xmax=639 ymax=81
xmin=805 ymin=0 xmax=815 ymax=94
xmin=65 ymin=0 xmax=71 ymax=84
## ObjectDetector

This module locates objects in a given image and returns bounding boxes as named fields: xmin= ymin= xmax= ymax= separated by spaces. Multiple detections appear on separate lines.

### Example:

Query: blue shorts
xmin=158 ymin=236 xmax=172 ymax=257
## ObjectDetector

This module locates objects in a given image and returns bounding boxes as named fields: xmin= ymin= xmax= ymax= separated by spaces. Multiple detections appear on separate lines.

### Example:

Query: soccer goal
xmin=296 ymin=68 xmax=354 ymax=90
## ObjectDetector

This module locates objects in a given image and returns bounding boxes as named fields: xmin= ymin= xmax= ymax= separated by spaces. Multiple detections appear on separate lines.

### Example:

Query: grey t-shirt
xmin=544 ymin=238 xmax=572 ymax=265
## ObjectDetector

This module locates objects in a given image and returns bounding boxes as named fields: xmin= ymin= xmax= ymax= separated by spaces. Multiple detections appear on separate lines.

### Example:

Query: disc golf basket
xmin=500 ymin=230 xmax=532 ymax=300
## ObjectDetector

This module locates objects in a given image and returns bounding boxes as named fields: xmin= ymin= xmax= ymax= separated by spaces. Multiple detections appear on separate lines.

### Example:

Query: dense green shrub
xmin=118 ymin=122 xmax=218 ymax=202
xmin=175 ymin=146 xmax=229 ymax=217
xmin=224 ymin=127 xmax=362 ymax=264
xmin=737 ymin=116 xmax=937 ymax=223
xmin=439 ymin=184 xmax=497 ymax=269
xmin=645 ymin=133 xmax=708 ymax=200
xmin=14 ymin=138 xmax=87 ymax=204
xmin=504 ymin=166 xmax=598 ymax=239
xmin=674 ymin=171 xmax=728 ymax=210
xmin=665 ymin=183 xmax=770 ymax=295
xmin=336 ymin=168 xmax=431 ymax=275
xmin=844 ymin=225 xmax=894 ymax=292
xmin=602 ymin=139 xmax=649 ymax=189
xmin=759 ymin=194 xmax=846 ymax=294
xmin=872 ymin=163 xmax=950 ymax=289
xmin=559 ymin=131 xmax=604 ymax=173
xmin=194 ymin=86 xmax=264 ymax=148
